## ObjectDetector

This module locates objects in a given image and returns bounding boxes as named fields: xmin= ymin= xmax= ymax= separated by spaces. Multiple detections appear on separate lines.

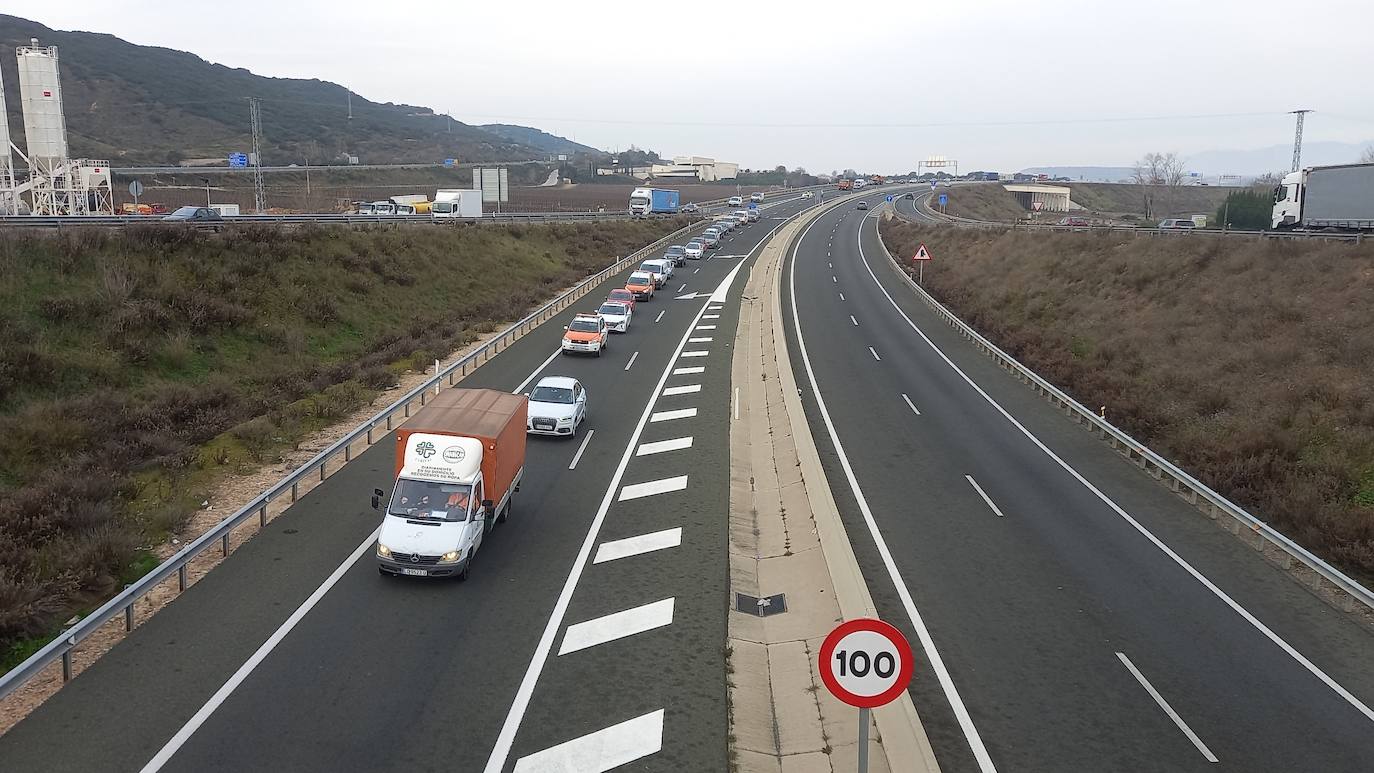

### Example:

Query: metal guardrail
xmin=898 ymin=189 xmax=1369 ymax=242
xmin=0 ymin=218 xmax=711 ymax=702
xmin=872 ymin=205 xmax=1374 ymax=615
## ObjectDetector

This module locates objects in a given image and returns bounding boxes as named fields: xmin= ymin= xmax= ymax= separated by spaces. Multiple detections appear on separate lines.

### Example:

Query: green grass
xmin=0 ymin=218 xmax=684 ymax=653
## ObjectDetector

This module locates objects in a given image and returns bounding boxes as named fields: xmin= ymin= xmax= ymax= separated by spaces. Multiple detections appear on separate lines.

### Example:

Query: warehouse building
xmin=650 ymin=156 xmax=739 ymax=182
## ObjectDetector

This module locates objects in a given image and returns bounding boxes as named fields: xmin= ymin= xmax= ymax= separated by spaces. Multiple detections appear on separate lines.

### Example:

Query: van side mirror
xmin=371 ymin=488 xmax=384 ymax=510
xmin=482 ymin=499 xmax=495 ymax=513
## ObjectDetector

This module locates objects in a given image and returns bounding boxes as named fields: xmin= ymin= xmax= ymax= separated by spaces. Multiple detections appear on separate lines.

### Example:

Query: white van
xmin=639 ymin=258 xmax=672 ymax=286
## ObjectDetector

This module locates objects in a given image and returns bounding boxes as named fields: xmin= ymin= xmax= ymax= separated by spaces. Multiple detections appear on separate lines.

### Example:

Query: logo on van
xmin=443 ymin=446 xmax=466 ymax=463
xmin=415 ymin=440 xmax=437 ymax=459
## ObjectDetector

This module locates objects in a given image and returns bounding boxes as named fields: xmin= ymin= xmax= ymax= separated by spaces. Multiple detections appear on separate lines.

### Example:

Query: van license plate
xmin=399 ymin=567 xmax=427 ymax=577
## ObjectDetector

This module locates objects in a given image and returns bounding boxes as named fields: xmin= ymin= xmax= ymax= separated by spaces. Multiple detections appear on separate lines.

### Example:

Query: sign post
xmin=912 ymin=242 xmax=933 ymax=285
xmin=127 ymin=180 xmax=144 ymax=212
xmin=819 ymin=618 xmax=914 ymax=773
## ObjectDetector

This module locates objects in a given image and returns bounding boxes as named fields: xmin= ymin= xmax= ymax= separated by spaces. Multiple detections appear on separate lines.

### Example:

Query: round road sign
xmin=128 ymin=180 xmax=144 ymax=197
xmin=819 ymin=618 xmax=914 ymax=708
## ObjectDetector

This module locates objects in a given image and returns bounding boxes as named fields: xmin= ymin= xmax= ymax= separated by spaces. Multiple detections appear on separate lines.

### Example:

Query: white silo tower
xmin=0 ymin=64 xmax=16 ymax=215
xmin=15 ymin=39 xmax=112 ymax=215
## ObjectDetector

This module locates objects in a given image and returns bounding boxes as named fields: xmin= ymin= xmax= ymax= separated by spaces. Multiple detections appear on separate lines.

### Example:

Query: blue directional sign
xmin=939 ymin=193 xmax=949 ymax=206
xmin=885 ymin=194 xmax=894 ymax=202
xmin=443 ymin=158 xmax=457 ymax=168
xmin=930 ymin=181 xmax=938 ymax=190
xmin=228 ymin=153 xmax=248 ymax=168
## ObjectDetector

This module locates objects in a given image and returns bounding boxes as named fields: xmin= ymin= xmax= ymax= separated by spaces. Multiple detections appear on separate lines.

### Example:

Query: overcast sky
xmin=21 ymin=1 xmax=1374 ymax=173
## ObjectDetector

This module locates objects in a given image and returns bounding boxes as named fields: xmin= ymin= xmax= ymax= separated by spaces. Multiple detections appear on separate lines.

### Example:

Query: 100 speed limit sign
xmin=819 ymin=618 xmax=914 ymax=708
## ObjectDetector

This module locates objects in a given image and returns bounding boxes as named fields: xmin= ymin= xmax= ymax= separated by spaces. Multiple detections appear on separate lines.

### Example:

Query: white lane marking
xmin=850 ymin=315 xmax=859 ymax=326
xmin=624 ymin=351 xmax=639 ymax=371
xmin=512 ymin=710 xmax=664 ymax=773
xmin=637 ymin=437 xmax=693 ymax=456
xmin=902 ymin=393 xmax=922 ymax=416
xmin=139 ymin=528 xmax=381 ymax=772
xmin=839 ymin=293 xmax=845 ymax=301
xmin=733 ymin=386 xmax=740 ymax=420
xmin=965 ymin=475 xmax=1005 ymax=518
xmin=663 ymin=384 xmax=702 ymax=396
xmin=619 ymin=475 xmax=689 ymax=501
xmin=694 ymin=268 xmax=700 ymax=274
xmin=688 ymin=336 xmax=713 ymax=343
xmin=673 ymin=366 xmax=704 ymax=375
xmin=708 ymin=305 xmax=723 ymax=310
xmin=681 ymin=350 xmax=710 ymax=358
xmin=853 ymin=210 xmax=1374 ymax=726
xmin=832 ymin=276 xmax=838 ymax=283
xmin=829 ymin=262 xmax=833 ymax=267
xmin=650 ymin=408 xmax=697 ymax=422
xmin=558 ymin=598 xmax=675 ymax=656
xmin=655 ymin=310 xmax=666 ymax=323
xmin=569 ymin=429 xmax=595 ymax=470
xmin=787 ymin=213 xmax=998 ymax=772
xmin=695 ymin=325 xmax=717 ymax=330
xmin=703 ymin=314 xmax=721 ymax=320
xmin=594 ymin=528 xmax=682 ymax=564
xmin=1116 ymin=652 xmax=1219 ymax=763
xmin=869 ymin=346 xmax=881 ymax=361
xmin=483 ymin=296 xmax=715 ymax=773
xmin=514 ymin=347 xmax=564 ymax=394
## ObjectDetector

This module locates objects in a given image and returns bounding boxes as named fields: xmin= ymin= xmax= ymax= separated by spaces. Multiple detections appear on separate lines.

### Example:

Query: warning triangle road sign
xmin=913 ymin=243 xmax=933 ymax=262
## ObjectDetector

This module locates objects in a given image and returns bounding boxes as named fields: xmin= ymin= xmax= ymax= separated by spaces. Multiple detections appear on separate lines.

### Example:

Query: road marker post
xmin=819 ymin=618 xmax=915 ymax=772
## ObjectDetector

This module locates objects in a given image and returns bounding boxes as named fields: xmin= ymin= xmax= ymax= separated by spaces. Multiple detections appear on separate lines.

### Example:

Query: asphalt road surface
xmin=780 ymin=197 xmax=1374 ymax=771
xmin=0 ymin=196 xmax=817 ymax=773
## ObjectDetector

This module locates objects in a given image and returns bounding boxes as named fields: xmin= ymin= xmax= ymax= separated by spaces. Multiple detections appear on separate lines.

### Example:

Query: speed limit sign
xmin=819 ymin=618 xmax=914 ymax=772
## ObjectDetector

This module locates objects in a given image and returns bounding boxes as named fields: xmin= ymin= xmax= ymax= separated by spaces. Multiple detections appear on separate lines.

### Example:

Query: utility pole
xmin=248 ymin=98 xmax=267 ymax=213
xmin=347 ymin=88 xmax=353 ymax=120
xmin=1289 ymin=109 xmax=1312 ymax=172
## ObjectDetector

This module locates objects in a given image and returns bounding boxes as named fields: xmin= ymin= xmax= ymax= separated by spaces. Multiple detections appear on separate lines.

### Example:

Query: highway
xmin=780 ymin=195 xmax=1374 ymax=771
xmin=0 ymin=197 xmax=817 ymax=773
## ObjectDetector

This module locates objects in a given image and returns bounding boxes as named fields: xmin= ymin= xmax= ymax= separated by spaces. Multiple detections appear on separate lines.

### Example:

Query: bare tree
xmin=1362 ymin=146 xmax=1374 ymax=163
xmin=1252 ymin=171 xmax=1284 ymax=187
xmin=1132 ymin=151 xmax=1187 ymax=219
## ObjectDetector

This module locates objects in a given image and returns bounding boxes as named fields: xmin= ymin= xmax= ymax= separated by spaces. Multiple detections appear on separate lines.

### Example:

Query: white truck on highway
xmin=1272 ymin=162 xmax=1374 ymax=231
xmin=431 ymin=189 xmax=484 ymax=220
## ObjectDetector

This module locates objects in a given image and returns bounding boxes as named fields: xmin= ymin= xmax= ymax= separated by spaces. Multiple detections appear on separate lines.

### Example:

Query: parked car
xmin=1157 ymin=219 xmax=1197 ymax=231
xmin=526 ymin=376 xmax=587 ymax=437
xmin=561 ymin=313 xmax=609 ymax=357
xmin=856 ymin=201 xmax=869 ymax=210
xmin=685 ymin=240 xmax=706 ymax=259
xmin=1057 ymin=216 xmax=1092 ymax=228
xmin=163 ymin=206 xmax=222 ymax=222
xmin=597 ymin=301 xmax=633 ymax=333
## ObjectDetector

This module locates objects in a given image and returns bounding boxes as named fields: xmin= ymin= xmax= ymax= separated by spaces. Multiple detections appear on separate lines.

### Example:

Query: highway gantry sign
xmin=819 ymin=618 xmax=914 ymax=708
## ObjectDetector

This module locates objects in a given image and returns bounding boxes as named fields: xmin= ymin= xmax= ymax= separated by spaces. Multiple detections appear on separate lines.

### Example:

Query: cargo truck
xmin=837 ymin=179 xmax=853 ymax=191
xmin=1272 ymin=163 xmax=1374 ymax=231
xmin=629 ymin=187 xmax=680 ymax=215
xmin=373 ymin=388 xmax=527 ymax=579
xmin=431 ymin=188 xmax=484 ymax=220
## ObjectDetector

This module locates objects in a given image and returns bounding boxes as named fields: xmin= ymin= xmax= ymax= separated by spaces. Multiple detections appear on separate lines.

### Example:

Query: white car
xmin=639 ymin=258 xmax=671 ymax=286
xmin=712 ymin=217 xmax=735 ymax=231
xmin=598 ymin=301 xmax=632 ymax=332
xmin=526 ymin=376 xmax=587 ymax=437
xmin=733 ymin=210 xmax=750 ymax=225
xmin=728 ymin=196 xmax=744 ymax=206
xmin=801 ymin=191 xmax=814 ymax=199
xmin=749 ymin=192 xmax=765 ymax=203
xmin=746 ymin=208 xmax=761 ymax=223
xmin=684 ymin=241 xmax=705 ymax=259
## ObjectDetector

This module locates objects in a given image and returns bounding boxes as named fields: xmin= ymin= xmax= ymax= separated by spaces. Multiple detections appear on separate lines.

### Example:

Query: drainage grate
xmin=735 ymin=593 xmax=788 ymax=617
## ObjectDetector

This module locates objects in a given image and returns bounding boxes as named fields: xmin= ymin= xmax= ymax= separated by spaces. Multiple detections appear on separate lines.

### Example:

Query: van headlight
xmin=377 ymin=543 xmax=392 ymax=558
xmin=440 ymin=549 xmax=462 ymax=563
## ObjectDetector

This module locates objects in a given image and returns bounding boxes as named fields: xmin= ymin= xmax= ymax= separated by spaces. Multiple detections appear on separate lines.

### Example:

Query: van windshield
xmin=389 ymin=480 xmax=473 ymax=521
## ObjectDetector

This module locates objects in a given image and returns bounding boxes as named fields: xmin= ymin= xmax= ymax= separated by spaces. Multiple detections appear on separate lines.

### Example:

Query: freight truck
xmin=1272 ymin=163 xmax=1374 ymax=231
xmin=431 ymin=188 xmax=484 ymax=220
xmin=373 ymin=388 xmax=527 ymax=579
xmin=629 ymin=187 xmax=680 ymax=215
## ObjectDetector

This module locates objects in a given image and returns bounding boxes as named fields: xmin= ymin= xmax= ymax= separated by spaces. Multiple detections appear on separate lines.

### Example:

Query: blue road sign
xmin=444 ymin=158 xmax=457 ymax=168
xmin=885 ymin=194 xmax=894 ymax=202
xmin=930 ymin=181 xmax=938 ymax=190
xmin=939 ymin=193 xmax=949 ymax=206
xmin=228 ymin=153 xmax=248 ymax=168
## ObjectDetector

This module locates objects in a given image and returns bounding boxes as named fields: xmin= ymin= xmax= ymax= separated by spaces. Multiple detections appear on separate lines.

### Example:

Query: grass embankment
xmin=936 ymin=184 xmax=1028 ymax=222
xmin=1064 ymin=183 xmax=1237 ymax=221
xmin=879 ymin=219 xmax=1374 ymax=580
xmin=0 ymin=219 xmax=682 ymax=663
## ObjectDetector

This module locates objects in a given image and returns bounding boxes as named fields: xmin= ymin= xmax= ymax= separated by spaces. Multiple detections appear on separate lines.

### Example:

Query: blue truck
xmin=629 ymin=187 xmax=680 ymax=215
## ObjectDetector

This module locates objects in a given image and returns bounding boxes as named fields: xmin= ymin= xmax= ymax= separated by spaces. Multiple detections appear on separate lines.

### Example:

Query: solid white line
xmin=673 ymin=366 xmax=704 ymax=375
xmin=483 ymin=296 xmax=715 ymax=773
xmin=637 ymin=437 xmax=693 ymax=456
xmin=733 ymin=386 xmax=740 ymax=419
xmin=619 ymin=475 xmax=689 ymax=501
xmin=787 ymin=213 xmax=998 ymax=772
xmin=569 ymin=430 xmax=595 ymax=470
xmin=650 ymin=408 xmax=697 ymax=422
xmin=681 ymin=350 xmax=709 ymax=358
xmin=138 ymin=527 xmax=382 ymax=772
xmin=850 ymin=315 xmax=859 ymax=326
xmin=688 ymin=336 xmax=713 ymax=343
xmin=558 ymin=598 xmax=675 ymax=655
xmin=1116 ymin=652 xmax=1219 ymax=763
xmin=695 ymin=325 xmax=717 ymax=330
xmin=655 ymin=310 xmax=665 ymax=323
xmin=869 ymin=346 xmax=881 ymax=361
xmin=703 ymin=314 xmax=721 ymax=319
xmin=624 ymin=351 xmax=639 ymax=371
xmin=514 ymin=347 xmax=564 ymax=394
xmin=901 ymin=393 xmax=922 ymax=416
xmin=853 ymin=210 xmax=1374 ymax=726
xmin=512 ymin=710 xmax=664 ymax=773
xmin=594 ymin=528 xmax=682 ymax=563
xmin=663 ymin=384 xmax=702 ymax=396
xmin=965 ymin=475 xmax=1005 ymax=517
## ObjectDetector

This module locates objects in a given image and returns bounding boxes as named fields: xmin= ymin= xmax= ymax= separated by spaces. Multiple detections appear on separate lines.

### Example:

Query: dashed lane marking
xmin=593 ymin=528 xmax=682 ymax=564
xmin=650 ymin=408 xmax=697 ymax=423
xmin=662 ymin=384 xmax=702 ymax=396
xmin=512 ymin=710 xmax=664 ymax=773
xmin=637 ymin=437 xmax=694 ymax=456
xmin=558 ymin=598 xmax=675 ymax=655
xmin=619 ymin=475 xmax=689 ymax=501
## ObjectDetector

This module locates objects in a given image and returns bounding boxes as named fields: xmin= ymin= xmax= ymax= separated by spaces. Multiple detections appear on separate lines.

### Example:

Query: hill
xmin=478 ymin=124 xmax=600 ymax=156
xmin=0 ymin=14 xmax=547 ymax=165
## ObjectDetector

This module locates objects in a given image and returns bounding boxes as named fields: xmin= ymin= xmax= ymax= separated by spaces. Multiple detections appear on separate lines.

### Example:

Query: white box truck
xmin=1272 ymin=163 xmax=1374 ymax=231
xmin=432 ymin=189 xmax=484 ymax=220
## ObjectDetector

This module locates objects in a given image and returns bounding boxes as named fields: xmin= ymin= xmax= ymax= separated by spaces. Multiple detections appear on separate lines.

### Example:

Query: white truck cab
xmin=376 ymin=434 xmax=490 ymax=579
